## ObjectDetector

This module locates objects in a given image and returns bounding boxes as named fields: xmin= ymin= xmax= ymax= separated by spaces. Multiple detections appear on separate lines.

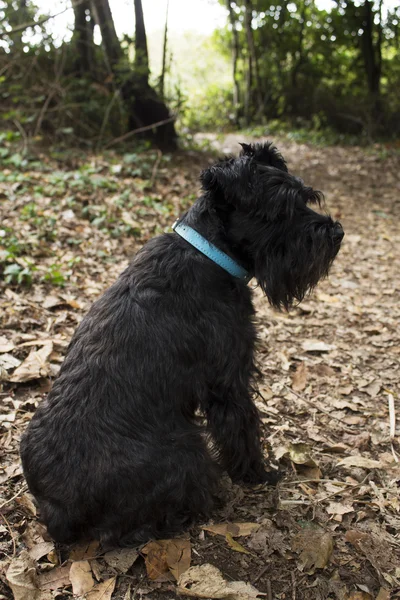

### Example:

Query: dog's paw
xmin=242 ymin=468 xmax=281 ymax=488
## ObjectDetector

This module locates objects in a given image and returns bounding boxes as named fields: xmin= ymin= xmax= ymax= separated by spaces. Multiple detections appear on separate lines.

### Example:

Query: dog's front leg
xmin=206 ymin=393 xmax=277 ymax=486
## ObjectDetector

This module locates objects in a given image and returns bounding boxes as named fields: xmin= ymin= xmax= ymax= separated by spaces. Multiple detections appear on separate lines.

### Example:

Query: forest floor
xmin=0 ymin=134 xmax=399 ymax=600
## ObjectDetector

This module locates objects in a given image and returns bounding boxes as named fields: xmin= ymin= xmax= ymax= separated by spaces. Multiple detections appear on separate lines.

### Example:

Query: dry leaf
xmin=38 ymin=565 xmax=71 ymax=591
xmin=9 ymin=343 xmax=53 ymax=382
xmin=177 ymin=563 xmax=265 ymax=600
xmin=142 ymin=539 xmax=191 ymax=581
xmin=202 ymin=523 xmax=260 ymax=537
xmin=85 ymin=577 xmax=116 ymax=600
xmin=0 ymin=353 xmax=21 ymax=372
xmin=345 ymin=529 xmax=369 ymax=549
xmin=375 ymin=588 xmax=391 ymax=600
xmin=69 ymin=541 xmax=100 ymax=561
xmin=104 ymin=548 xmax=138 ymax=573
xmin=291 ymin=362 xmax=308 ymax=392
xmin=347 ymin=593 xmax=373 ymax=600
xmin=302 ymin=340 xmax=336 ymax=353
xmin=292 ymin=530 xmax=333 ymax=574
xmin=16 ymin=494 xmax=37 ymax=516
xmin=337 ymin=456 xmax=384 ymax=469
xmin=29 ymin=542 xmax=55 ymax=562
xmin=225 ymin=533 xmax=252 ymax=555
xmin=326 ymin=502 xmax=354 ymax=517
xmin=363 ymin=380 xmax=381 ymax=397
xmin=275 ymin=443 xmax=318 ymax=467
xmin=6 ymin=551 xmax=52 ymax=600
xmin=0 ymin=335 xmax=15 ymax=353
xmin=0 ymin=460 xmax=22 ymax=484
xmin=69 ymin=560 xmax=94 ymax=596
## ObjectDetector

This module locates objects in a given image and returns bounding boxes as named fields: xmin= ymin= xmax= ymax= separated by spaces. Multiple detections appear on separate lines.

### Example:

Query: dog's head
xmin=200 ymin=142 xmax=344 ymax=309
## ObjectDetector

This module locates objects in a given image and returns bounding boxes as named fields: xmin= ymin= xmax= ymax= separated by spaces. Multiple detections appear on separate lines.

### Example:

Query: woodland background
xmin=0 ymin=0 xmax=400 ymax=150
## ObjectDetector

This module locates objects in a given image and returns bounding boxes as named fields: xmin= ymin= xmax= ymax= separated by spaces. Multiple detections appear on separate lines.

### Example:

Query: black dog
xmin=20 ymin=142 xmax=344 ymax=547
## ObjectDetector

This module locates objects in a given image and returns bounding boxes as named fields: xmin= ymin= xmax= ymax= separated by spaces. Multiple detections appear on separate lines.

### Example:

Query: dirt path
xmin=0 ymin=137 xmax=399 ymax=599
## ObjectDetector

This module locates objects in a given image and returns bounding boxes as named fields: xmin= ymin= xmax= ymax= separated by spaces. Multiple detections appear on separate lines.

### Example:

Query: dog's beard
xmin=253 ymin=220 xmax=340 ymax=310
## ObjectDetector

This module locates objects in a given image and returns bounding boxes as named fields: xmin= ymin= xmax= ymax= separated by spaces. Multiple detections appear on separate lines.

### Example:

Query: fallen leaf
xmin=177 ymin=563 xmax=265 ymax=599
xmin=9 ymin=343 xmax=53 ymax=382
xmin=69 ymin=540 xmax=100 ymax=561
xmin=347 ymin=593 xmax=373 ymax=600
xmin=291 ymin=362 xmax=308 ymax=392
xmin=337 ymin=456 xmax=384 ymax=469
xmin=225 ymin=533 xmax=252 ymax=555
xmin=69 ymin=560 xmax=94 ymax=596
xmin=16 ymin=494 xmax=37 ymax=516
xmin=142 ymin=539 xmax=191 ymax=581
xmin=6 ymin=551 xmax=52 ymax=600
xmin=0 ymin=461 xmax=23 ymax=484
xmin=22 ymin=521 xmax=49 ymax=550
xmin=338 ymin=385 xmax=354 ymax=395
xmin=363 ymin=380 xmax=381 ymax=398
xmin=85 ymin=577 xmax=116 ymax=600
xmin=38 ymin=565 xmax=71 ymax=591
xmin=326 ymin=501 xmax=354 ymax=522
xmin=29 ymin=542 xmax=55 ymax=561
xmin=302 ymin=340 xmax=336 ymax=353
xmin=0 ymin=353 xmax=21 ymax=372
xmin=202 ymin=523 xmax=260 ymax=537
xmin=375 ymin=588 xmax=391 ymax=600
xmin=104 ymin=548 xmax=138 ymax=573
xmin=345 ymin=529 xmax=370 ymax=549
xmin=275 ymin=443 xmax=318 ymax=467
xmin=292 ymin=530 xmax=333 ymax=574
xmin=326 ymin=502 xmax=354 ymax=516
xmin=0 ymin=335 xmax=15 ymax=353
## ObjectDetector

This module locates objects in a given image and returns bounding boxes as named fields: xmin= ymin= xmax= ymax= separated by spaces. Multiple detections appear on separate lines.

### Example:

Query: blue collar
xmin=173 ymin=221 xmax=250 ymax=282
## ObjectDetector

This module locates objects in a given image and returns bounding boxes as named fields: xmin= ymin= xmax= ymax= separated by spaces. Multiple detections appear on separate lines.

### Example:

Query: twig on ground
xmin=0 ymin=511 xmax=16 ymax=556
xmin=0 ymin=485 xmax=27 ymax=510
xmin=13 ymin=119 xmax=28 ymax=155
xmin=267 ymin=579 xmax=272 ymax=600
xmin=387 ymin=393 xmax=399 ymax=463
xmin=105 ymin=116 xmax=176 ymax=149
xmin=150 ymin=150 xmax=163 ymax=187
xmin=291 ymin=571 xmax=296 ymax=600
xmin=251 ymin=564 xmax=269 ymax=585
xmin=284 ymin=384 xmax=355 ymax=427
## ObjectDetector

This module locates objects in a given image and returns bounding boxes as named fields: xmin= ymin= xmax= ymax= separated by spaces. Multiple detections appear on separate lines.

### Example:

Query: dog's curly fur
xmin=20 ymin=142 xmax=344 ymax=547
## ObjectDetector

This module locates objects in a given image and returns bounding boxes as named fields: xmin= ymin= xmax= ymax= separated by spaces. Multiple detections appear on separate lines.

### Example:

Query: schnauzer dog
xmin=20 ymin=142 xmax=344 ymax=547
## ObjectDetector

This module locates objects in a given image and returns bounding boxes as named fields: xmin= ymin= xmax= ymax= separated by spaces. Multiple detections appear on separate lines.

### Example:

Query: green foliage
xmin=214 ymin=0 xmax=400 ymax=138
xmin=181 ymin=83 xmax=235 ymax=132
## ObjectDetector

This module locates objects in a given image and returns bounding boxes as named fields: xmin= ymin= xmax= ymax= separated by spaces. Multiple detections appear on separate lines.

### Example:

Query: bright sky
xmin=34 ymin=0 xmax=228 ymax=41
xmin=26 ymin=0 xmax=400 ymax=45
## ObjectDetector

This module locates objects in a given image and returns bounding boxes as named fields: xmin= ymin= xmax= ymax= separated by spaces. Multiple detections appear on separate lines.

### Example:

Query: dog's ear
xmin=200 ymin=165 xmax=224 ymax=194
xmin=200 ymin=158 xmax=240 ymax=197
xmin=239 ymin=142 xmax=288 ymax=172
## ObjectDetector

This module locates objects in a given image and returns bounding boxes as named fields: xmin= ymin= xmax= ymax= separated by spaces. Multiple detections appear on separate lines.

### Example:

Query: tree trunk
xmin=90 ymin=0 xmax=177 ymax=150
xmin=134 ymin=0 xmax=150 ymax=83
xmin=90 ymin=0 xmax=122 ymax=68
xmin=72 ymin=0 xmax=94 ymax=75
xmin=243 ymin=0 xmax=263 ymax=121
xmin=226 ymin=0 xmax=240 ymax=125
xmin=290 ymin=0 xmax=307 ymax=114
xmin=159 ymin=0 xmax=169 ymax=98
xmin=360 ymin=0 xmax=382 ymax=117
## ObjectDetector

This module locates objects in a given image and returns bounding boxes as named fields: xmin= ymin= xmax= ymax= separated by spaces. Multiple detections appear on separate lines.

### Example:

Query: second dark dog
xmin=20 ymin=142 xmax=344 ymax=546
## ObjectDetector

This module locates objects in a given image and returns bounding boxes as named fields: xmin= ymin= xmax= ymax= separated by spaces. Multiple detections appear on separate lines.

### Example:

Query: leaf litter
xmin=1 ymin=137 xmax=400 ymax=599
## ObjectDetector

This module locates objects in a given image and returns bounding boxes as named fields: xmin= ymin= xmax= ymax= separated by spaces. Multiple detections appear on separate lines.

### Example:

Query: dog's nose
xmin=333 ymin=222 xmax=344 ymax=242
